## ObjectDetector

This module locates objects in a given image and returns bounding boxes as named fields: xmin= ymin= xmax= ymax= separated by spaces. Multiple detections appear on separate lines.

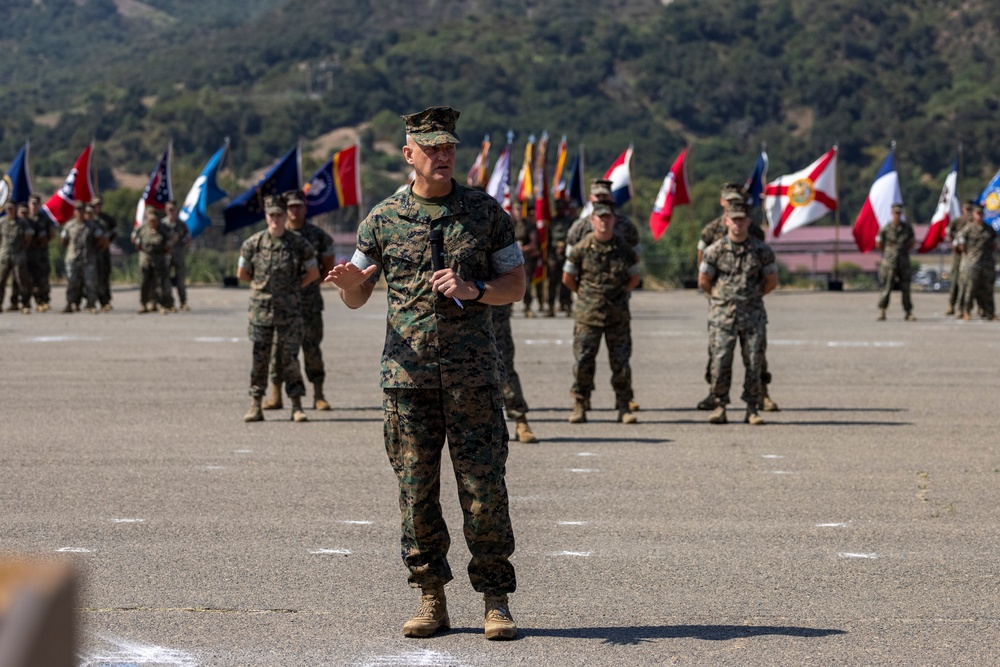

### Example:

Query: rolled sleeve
xmin=628 ymin=263 xmax=642 ymax=277
xmin=762 ymin=262 xmax=778 ymax=276
xmin=562 ymin=259 xmax=579 ymax=276
xmin=350 ymin=248 xmax=382 ymax=281
xmin=238 ymin=255 xmax=251 ymax=271
xmin=699 ymin=261 xmax=716 ymax=277
xmin=491 ymin=241 xmax=524 ymax=275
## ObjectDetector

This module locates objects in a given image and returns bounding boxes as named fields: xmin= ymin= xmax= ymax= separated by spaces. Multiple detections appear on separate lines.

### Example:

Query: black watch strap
xmin=470 ymin=280 xmax=487 ymax=303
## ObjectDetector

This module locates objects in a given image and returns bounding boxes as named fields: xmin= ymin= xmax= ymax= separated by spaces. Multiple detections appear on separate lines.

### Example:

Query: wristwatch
xmin=470 ymin=279 xmax=487 ymax=303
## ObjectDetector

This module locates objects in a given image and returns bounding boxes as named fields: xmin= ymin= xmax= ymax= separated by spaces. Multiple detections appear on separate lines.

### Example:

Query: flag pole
xmin=833 ymin=144 xmax=841 ymax=288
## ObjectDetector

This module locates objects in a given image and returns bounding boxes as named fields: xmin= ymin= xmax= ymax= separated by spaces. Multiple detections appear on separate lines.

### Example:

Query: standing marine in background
xmin=132 ymin=208 xmax=172 ymax=314
xmin=93 ymin=196 xmax=118 ymax=312
xmin=514 ymin=205 xmax=541 ymax=317
xmin=0 ymin=201 xmax=34 ymax=314
xmin=875 ymin=203 xmax=916 ymax=321
xmin=954 ymin=203 xmax=996 ymax=321
xmin=944 ymin=200 xmax=972 ymax=316
xmin=261 ymin=189 xmax=337 ymax=412
xmin=60 ymin=201 xmax=104 ymax=313
xmin=546 ymin=197 xmax=574 ymax=317
xmin=26 ymin=195 xmax=55 ymax=312
xmin=492 ymin=302 xmax=538 ymax=443
xmin=238 ymin=194 xmax=319 ymax=423
xmin=163 ymin=200 xmax=190 ymax=311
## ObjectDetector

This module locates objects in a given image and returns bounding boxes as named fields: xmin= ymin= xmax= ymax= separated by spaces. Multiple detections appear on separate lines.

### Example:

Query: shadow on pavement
xmin=522 ymin=624 xmax=847 ymax=644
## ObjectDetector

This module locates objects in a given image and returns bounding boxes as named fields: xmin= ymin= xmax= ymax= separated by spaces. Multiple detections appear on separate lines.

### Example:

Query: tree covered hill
xmin=3 ymin=0 xmax=999 ymax=236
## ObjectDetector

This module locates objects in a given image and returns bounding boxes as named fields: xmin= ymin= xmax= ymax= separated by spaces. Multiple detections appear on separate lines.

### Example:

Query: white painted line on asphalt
xmin=551 ymin=551 xmax=592 ymax=557
xmin=193 ymin=336 xmax=241 ymax=343
xmin=770 ymin=339 xmax=807 ymax=346
xmin=56 ymin=547 xmax=91 ymax=553
xmin=827 ymin=341 xmax=905 ymax=348
xmin=761 ymin=454 xmax=784 ymax=459
xmin=568 ymin=468 xmax=598 ymax=473
xmin=558 ymin=521 xmax=589 ymax=526
xmin=79 ymin=635 xmax=198 ymax=667
xmin=24 ymin=335 xmax=103 ymax=343
xmin=110 ymin=518 xmax=145 ymax=524
xmin=200 ymin=466 xmax=225 ymax=471
xmin=523 ymin=339 xmax=570 ymax=345
xmin=233 ymin=449 xmax=254 ymax=454
xmin=838 ymin=552 xmax=879 ymax=559
xmin=359 ymin=648 xmax=465 ymax=666
xmin=577 ymin=452 xmax=598 ymax=457
xmin=341 ymin=520 xmax=374 ymax=525
xmin=817 ymin=522 xmax=850 ymax=527
xmin=768 ymin=471 xmax=794 ymax=475
xmin=311 ymin=549 xmax=351 ymax=555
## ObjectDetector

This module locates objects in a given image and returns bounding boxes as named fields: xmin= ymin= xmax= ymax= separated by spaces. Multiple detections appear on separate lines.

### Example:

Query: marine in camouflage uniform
xmin=262 ymin=189 xmax=337 ymax=411
xmin=26 ymin=195 xmax=55 ymax=311
xmin=696 ymin=183 xmax=777 ymax=412
xmin=0 ymin=202 xmax=34 ymax=314
xmin=132 ymin=209 xmax=172 ymax=313
xmin=491 ymin=303 xmax=537 ymax=443
xmin=325 ymin=107 xmax=524 ymax=640
xmin=514 ymin=205 xmax=542 ymax=316
xmin=955 ymin=204 xmax=997 ymax=321
xmin=238 ymin=195 xmax=319 ymax=423
xmin=93 ymin=196 xmax=118 ymax=311
xmin=545 ymin=199 xmax=574 ymax=316
xmin=60 ymin=202 xmax=103 ymax=313
xmin=876 ymin=204 xmax=916 ymax=321
xmin=945 ymin=202 xmax=972 ymax=316
xmin=162 ymin=201 xmax=188 ymax=310
xmin=566 ymin=178 xmax=642 ymax=256
xmin=562 ymin=203 xmax=641 ymax=424
xmin=698 ymin=199 xmax=778 ymax=426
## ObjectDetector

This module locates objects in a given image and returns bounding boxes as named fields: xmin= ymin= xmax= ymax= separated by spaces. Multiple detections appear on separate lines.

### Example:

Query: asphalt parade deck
xmin=2 ymin=285 xmax=998 ymax=666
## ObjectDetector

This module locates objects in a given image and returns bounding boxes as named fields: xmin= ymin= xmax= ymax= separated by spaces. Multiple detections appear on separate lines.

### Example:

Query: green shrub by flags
xmin=223 ymin=146 xmax=300 ymax=233
xmin=304 ymin=144 xmax=360 ymax=218
xmin=180 ymin=142 xmax=229 ymax=239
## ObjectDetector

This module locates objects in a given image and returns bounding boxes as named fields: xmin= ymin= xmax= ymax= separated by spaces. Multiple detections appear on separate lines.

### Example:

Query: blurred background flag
xmin=223 ymin=145 xmax=300 ymax=233
xmin=180 ymin=142 xmax=229 ymax=239
xmin=304 ymin=144 xmax=361 ymax=218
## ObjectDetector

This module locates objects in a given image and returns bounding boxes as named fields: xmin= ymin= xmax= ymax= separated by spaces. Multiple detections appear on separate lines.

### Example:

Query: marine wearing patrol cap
xmin=590 ymin=178 xmax=614 ymax=198
xmin=891 ymin=203 xmax=904 ymax=213
xmin=74 ymin=200 xmax=86 ymax=211
xmin=726 ymin=199 xmax=749 ymax=219
xmin=28 ymin=194 xmax=41 ymax=204
xmin=720 ymin=182 xmax=747 ymax=202
xmin=972 ymin=203 xmax=985 ymax=214
xmin=263 ymin=195 xmax=285 ymax=214
xmin=401 ymin=106 xmax=461 ymax=146
xmin=284 ymin=189 xmax=306 ymax=206
xmin=593 ymin=202 xmax=615 ymax=217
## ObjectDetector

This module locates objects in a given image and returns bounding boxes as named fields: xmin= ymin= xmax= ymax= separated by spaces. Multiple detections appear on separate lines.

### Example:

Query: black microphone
xmin=429 ymin=228 xmax=463 ymax=307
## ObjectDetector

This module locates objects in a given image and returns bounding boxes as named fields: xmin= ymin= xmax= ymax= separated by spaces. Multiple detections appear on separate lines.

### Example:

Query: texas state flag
xmin=603 ymin=147 xmax=633 ymax=207
xmin=853 ymin=150 xmax=903 ymax=253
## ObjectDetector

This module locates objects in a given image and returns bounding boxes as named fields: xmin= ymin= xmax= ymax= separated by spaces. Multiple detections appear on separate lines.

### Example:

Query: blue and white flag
xmin=744 ymin=150 xmax=769 ymax=208
xmin=2 ymin=143 xmax=33 ymax=214
xmin=223 ymin=145 xmax=300 ymax=233
xmin=979 ymin=166 xmax=1000 ymax=232
xmin=180 ymin=143 xmax=229 ymax=239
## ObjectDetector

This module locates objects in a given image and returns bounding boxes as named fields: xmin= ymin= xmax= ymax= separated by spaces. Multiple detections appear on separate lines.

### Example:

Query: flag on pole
xmin=533 ymin=132 xmax=551 ymax=286
xmin=486 ymin=132 xmax=513 ymax=204
xmin=853 ymin=149 xmax=903 ymax=252
xmin=3 ymin=143 xmax=34 ymax=210
xmin=466 ymin=135 xmax=491 ymax=188
xmin=223 ymin=145 xmax=301 ymax=233
xmin=515 ymin=135 xmax=535 ymax=209
xmin=649 ymin=147 xmax=690 ymax=240
xmin=565 ymin=147 xmax=585 ymax=207
xmin=917 ymin=160 xmax=960 ymax=253
xmin=305 ymin=144 xmax=361 ymax=218
xmin=179 ymin=143 xmax=229 ymax=240
xmin=603 ymin=147 xmax=633 ymax=207
xmin=764 ymin=148 xmax=838 ymax=238
xmin=134 ymin=143 xmax=173 ymax=228
xmin=551 ymin=136 xmax=568 ymax=200
xmin=43 ymin=143 xmax=94 ymax=224
xmin=744 ymin=150 xmax=769 ymax=208
xmin=978 ymin=166 xmax=1000 ymax=233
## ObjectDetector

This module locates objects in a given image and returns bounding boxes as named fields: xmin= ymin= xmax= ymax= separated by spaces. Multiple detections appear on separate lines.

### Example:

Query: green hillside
xmin=2 ymin=0 xmax=998 ymax=280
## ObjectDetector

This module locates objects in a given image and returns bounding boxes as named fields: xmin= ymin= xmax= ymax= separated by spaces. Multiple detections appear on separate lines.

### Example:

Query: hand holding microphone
xmin=429 ymin=228 xmax=464 ymax=308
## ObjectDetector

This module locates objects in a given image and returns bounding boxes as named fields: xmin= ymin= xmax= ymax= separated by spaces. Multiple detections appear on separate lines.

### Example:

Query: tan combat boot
xmin=905 ymin=312 xmax=917 ymax=321
xmin=617 ymin=410 xmax=638 ymax=424
xmin=761 ymin=395 xmax=780 ymax=412
xmin=402 ymin=587 xmax=449 ymax=638
xmin=515 ymin=418 xmax=538 ymax=443
xmin=290 ymin=397 xmax=308 ymax=422
xmin=243 ymin=397 xmax=264 ymax=422
xmin=708 ymin=405 xmax=727 ymax=424
xmin=945 ymin=305 xmax=955 ymax=316
xmin=313 ymin=383 xmax=331 ymax=411
xmin=568 ymin=400 xmax=587 ymax=424
xmin=877 ymin=309 xmax=886 ymax=321
xmin=261 ymin=382 xmax=283 ymax=410
xmin=484 ymin=593 xmax=517 ymax=640
xmin=628 ymin=400 xmax=640 ymax=412
xmin=745 ymin=405 xmax=764 ymax=426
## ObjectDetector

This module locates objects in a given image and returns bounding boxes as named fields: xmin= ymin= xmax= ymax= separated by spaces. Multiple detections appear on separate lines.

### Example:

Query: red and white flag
xmin=917 ymin=160 xmax=960 ymax=254
xmin=853 ymin=150 xmax=903 ymax=253
xmin=43 ymin=143 xmax=94 ymax=224
xmin=134 ymin=144 xmax=174 ymax=227
xmin=764 ymin=148 xmax=838 ymax=238
xmin=649 ymin=147 xmax=690 ymax=240
xmin=603 ymin=146 xmax=633 ymax=207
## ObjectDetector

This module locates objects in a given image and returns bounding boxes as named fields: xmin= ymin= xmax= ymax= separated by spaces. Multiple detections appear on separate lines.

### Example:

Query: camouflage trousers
xmin=0 ymin=257 xmax=31 ymax=309
xmin=65 ymin=259 xmax=98 ymax=308
xmin=522 ymin=256 xmax=543 ymax=309
xmin=877 ymin=267 xmax=912 ymax=312
xmin=270 ymin=306 xmax=325 ymax=385
xmin=948 ymin=251 xmax=962 ymax=308
xmin=704 ymin=340 xmax=771 ymax=387
xmin=708 ymin=321 xmax=765 ymax=407
xmin=97 ymin=248 xmax=113 ymax=307
xmin=139 ymin=255 xmax=171 ymax=308
xmin=547 ymin=253 xmax=571 ymax=310
xmin=492 ymin=303 xmax=528 ymax=420
xmin=27 ymin=250 xmax=51 ymax=305
xmin=959 ymin=262 xmax=995 ymax=317
xmin=249 ymin=319 xmax=305 ymax=398
xmin=571 ymin=321 xmax=633 ymax=410
xmin=383 ymin=385 xmax=516 ymax=595
xmin=170 ymin=250 xmax=187 ymax=306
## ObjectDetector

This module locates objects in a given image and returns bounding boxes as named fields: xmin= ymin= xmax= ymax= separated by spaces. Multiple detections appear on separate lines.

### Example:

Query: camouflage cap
xmin=891 ymin=203 xmax=904 ymax=213
xmin=92 ymin=195 xmax=103 ymax=205
xmin=972 ymin=203 xmax=985 ymax=213
xmin=725 ymin=200 xmax=749 ymax=219
xmin=721 ymin=182 xmax=747 ymax=201
xmin=28 ymin=194 xmax=41 ymax=204
xmin=592 ymin=202 xmax=615 ymax=217
xmin=965 ymin=198 xmax=978 ymax=208
xmin=284 ymin=189 xmax=306 ymax=206
xmin=402 ymin=106 xmax=461 ymax=146
xmin=264 ymin=195 xmax=286 ymax=214
xmin=84 ymin=203 xmax=96 ymax=212
xmin=590 ymin=178 xmax=614 ymax=197
xmin=73 ymin=200 xmax=86 ymax=211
